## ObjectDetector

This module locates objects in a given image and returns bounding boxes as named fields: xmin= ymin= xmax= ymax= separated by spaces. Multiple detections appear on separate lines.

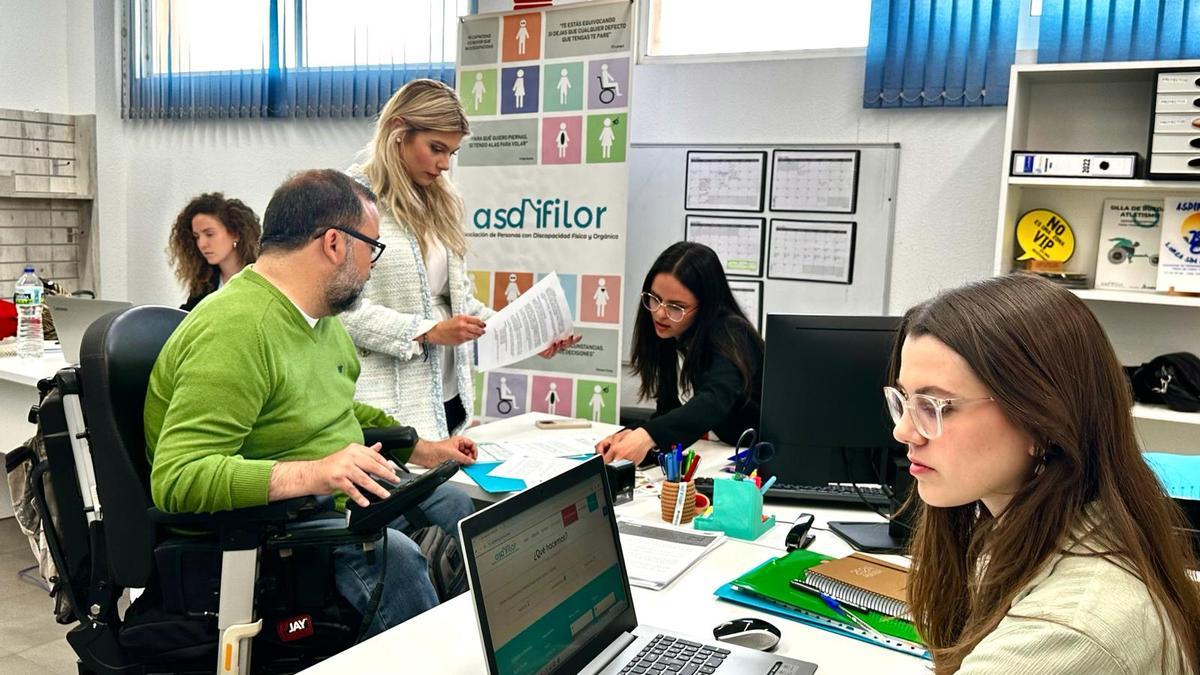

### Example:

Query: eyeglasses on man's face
xmin=640 ymin=291 xmax=694 ymax=322
xmin=316 ymin=226 xmax=386 ymax=263
xmin=882 ymin=386 xmax=995 ymax=441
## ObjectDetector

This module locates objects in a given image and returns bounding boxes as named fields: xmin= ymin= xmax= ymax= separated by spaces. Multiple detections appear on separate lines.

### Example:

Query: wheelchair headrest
xmin=79 ymin=305 xmax=186 ymax=587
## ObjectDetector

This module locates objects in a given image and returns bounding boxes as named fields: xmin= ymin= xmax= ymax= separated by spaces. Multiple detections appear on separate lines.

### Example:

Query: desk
xmin=451 ymin=411 xmax=622 ymax=503
xmin=305 ymin=415 xmax=926 ymax=674
xmin=0 ymin=349 xmax=69 ymax=518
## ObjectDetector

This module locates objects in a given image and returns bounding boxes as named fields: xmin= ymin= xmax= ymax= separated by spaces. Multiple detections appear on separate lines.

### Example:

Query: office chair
xmin=29 ymin=305 xmax=435 ymax=674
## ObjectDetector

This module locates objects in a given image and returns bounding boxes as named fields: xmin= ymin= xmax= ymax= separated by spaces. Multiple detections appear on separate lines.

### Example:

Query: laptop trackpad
xmin=588 ymin=626 xmax=816 ymax=675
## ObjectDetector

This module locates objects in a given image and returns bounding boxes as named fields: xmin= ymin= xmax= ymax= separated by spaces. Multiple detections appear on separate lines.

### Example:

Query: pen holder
xmin=693 ymin=476 xmax=775 ymax=541
xmin=659 ymin=481 xmax=697 ymax=525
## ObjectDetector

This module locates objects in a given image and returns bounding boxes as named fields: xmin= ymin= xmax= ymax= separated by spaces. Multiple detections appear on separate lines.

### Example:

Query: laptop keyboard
xmin=619 ymin=635 xmax=731 ymax=674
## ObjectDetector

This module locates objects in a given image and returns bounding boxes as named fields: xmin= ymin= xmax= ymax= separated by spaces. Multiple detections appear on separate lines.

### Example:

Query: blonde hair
xmin=362 ymin=79 xmax=470 ymax=258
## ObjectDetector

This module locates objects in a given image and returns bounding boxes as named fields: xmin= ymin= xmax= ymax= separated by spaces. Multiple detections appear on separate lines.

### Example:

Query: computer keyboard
xmin=693 ymin=477 xmax=891 ymax=507
xmin=620 ymin=635 xmax=730 ymax=674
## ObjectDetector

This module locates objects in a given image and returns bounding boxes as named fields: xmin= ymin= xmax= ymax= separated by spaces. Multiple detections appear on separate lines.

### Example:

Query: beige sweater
xmin=959 ymin=514 xmax=1189 ymax=674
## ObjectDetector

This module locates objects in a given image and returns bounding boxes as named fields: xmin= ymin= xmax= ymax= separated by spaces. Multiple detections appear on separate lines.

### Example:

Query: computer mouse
xmin=712 ymin=617 xmax=782 ymax=652
xmin=785 ymin=513 xmax=815 ymax=552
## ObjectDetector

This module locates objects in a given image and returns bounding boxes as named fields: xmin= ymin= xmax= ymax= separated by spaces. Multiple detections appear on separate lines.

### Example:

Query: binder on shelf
xmin=720 ymin=549 xmax=928 ymax=660
xmin=1010 ymin=151 xmax=1138 ymax=179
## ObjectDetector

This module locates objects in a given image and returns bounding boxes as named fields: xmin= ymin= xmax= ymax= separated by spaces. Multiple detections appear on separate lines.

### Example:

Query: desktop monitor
xmin=759 ymin=313 xmax=910 ymax=552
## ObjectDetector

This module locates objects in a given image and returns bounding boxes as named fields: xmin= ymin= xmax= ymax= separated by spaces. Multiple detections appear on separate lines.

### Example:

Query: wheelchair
xmin=26 ymin=306 xmax=439 ymax=674
xmin=596 ymin=75 xmax=617 ymax=104
xmin=494 ymin=387 xmax=514 ymax=415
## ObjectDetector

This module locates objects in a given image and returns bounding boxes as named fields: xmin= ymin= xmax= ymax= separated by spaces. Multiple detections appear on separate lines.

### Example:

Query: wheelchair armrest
xmin=363 ymin=425 xmax=418 ymax=464
xmin=149 ymin=497 xmax=315 ymax=527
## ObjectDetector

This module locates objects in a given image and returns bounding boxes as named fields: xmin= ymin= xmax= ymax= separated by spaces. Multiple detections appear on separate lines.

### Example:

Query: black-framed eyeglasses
xmin=640 ymin=291 xmax=694 ymax=322
xmin=316 ymin=226 xmax=386 ymax=263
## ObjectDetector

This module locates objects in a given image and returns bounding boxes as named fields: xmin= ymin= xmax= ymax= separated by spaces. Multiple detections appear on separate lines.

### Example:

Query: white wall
xmin=631 ymin=57 xmax=1006 ymax=314
xmin=0 ymin=0 xmax=70 ymax=113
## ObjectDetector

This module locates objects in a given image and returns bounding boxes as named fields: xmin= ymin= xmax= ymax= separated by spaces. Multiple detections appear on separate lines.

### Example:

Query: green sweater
xmin=145 ymin=267 xmax=403 ymax=513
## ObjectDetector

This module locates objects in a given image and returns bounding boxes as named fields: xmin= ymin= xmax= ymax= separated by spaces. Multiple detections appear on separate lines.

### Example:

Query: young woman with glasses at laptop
xmin=167 ymin=193 xmax=261 ymax=311
xmin=596 ymin=241 xmax=763 ymax=465
xmin=887 ymin=273 xmax=1199 ymax=673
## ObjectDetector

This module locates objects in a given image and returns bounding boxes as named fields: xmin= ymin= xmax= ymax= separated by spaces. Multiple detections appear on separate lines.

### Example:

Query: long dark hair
xmin=893 ymin=274 xmax=1200 ymax=672
xmin=630 ymin=242 xmax=762 ymax=401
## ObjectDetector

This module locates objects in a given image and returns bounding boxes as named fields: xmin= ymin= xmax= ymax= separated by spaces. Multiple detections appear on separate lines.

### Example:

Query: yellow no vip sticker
xmin=1015 ymin=209 xmax=1075 ymax=262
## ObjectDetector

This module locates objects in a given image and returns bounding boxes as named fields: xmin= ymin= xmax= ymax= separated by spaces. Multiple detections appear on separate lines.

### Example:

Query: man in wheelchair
xmin=144 ymin=170 xmax=477 ymax=644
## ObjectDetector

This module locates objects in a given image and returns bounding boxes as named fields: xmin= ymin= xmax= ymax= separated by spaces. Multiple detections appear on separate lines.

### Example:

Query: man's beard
xmin=326 ymin=254 xmax=366 ymax=315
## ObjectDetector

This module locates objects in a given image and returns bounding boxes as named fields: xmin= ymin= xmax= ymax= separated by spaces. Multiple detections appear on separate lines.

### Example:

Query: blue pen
xmin=819 ymin=594 xmax=887 ymax=641
xmin=758 ymin=475 xmax=777 ymax=495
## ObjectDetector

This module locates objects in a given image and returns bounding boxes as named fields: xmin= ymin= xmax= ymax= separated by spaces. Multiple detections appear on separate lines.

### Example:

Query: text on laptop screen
xmin=470 ymin=474 xmax=630 ymax=675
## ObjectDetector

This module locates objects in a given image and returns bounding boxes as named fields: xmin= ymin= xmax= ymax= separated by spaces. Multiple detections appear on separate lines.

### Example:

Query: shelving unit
xmin=994 ymin=60 xmax=1200 ymax=454
xmin=0 ymin=107 xmax=99 ymax=292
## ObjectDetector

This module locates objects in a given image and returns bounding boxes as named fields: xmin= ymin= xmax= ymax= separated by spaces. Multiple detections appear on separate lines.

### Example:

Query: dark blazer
xmin=641 ymin=332 xmax=763 ymax=452
xmin=180 ymin=268 xmax=220 ymax=312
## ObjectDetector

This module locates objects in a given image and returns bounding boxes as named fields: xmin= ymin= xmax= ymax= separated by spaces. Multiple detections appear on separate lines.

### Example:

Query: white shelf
xmin=1008 ymin=177 xmax=1200 ymax=192
xmin=1070 ymin=288 xmax=1200 ymax=308
xmin=1133 ymin=404 xmax=1200 ymax=426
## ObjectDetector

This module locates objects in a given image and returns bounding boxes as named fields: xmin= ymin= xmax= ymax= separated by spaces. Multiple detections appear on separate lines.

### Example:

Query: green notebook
xmin=729 ymin=549 xmax=924 ymax=647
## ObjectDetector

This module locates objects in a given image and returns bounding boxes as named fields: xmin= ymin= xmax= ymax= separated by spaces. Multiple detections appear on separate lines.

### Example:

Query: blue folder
xmin=714 ymin=581 xmax=929 ymax=660
xmin=1145 ymin=452 xmax=1200 ymax=499
xmin=462 ymin=456 xmax=592 ymax=494
xmin=462 ymin=462 xmax=527 ymax=493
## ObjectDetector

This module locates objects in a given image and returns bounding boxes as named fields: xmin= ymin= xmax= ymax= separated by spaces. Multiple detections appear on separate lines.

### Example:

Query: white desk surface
xmin=305 ymin=413 xmax=927 ymax=674
xmin=0 ymin=348 xmax=69 ymax=387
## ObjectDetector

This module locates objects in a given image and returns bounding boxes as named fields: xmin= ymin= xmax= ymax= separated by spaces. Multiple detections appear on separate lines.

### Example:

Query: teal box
xmin=693 ymin=476 xmax=775 ymax=541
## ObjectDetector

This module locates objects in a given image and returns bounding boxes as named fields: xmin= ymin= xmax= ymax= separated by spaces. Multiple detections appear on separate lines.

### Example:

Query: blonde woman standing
xmin=340 ymin=79 xmax=489 ymax=441
xmin=344 ymin=80 xmax=577 ymax=439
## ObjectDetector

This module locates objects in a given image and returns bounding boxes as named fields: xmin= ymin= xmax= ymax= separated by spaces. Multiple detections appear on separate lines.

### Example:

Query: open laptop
xmin=45 ymin=297 xmax=133 ymax=363
xmin=458 ymin=456 xmax=819 ymax=675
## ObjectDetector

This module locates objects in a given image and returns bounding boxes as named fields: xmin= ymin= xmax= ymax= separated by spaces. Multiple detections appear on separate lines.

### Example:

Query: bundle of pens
xmin=659 ymin=445 xmax=701 ymax=526
xmin=659 ymin=444 xmax=700 ymax=484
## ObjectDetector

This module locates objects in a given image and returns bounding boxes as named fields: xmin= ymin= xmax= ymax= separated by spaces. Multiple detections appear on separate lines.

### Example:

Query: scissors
xmin=728 ymin=428 xmax=775 ymax=476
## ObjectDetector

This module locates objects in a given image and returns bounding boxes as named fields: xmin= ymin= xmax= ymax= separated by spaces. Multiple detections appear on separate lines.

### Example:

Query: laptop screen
xmin=464 ymin=460 xmax=632 ymax=675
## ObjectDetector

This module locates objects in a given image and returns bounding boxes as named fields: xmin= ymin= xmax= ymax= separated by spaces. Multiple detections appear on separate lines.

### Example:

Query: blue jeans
xmin=330 ymin=482 xmax=474 ymax=639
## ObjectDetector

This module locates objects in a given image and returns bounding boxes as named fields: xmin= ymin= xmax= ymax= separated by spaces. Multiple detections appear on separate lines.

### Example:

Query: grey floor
xmin=0 ymin=517 xmax=78 ymax=675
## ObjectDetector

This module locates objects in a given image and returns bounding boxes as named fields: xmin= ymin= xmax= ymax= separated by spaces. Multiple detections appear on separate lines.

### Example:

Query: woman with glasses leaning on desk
xmin=596 ymin=241 xmax=763 ymax=465
xmin=887 ymin=273 xmax=1200 ymax=674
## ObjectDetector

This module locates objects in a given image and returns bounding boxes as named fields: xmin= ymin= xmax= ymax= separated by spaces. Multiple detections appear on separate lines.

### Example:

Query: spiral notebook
xmin=802 ymin=552 xmax=909 ymax=619
xmin=721 ymin=549 xmax=927 ymax=660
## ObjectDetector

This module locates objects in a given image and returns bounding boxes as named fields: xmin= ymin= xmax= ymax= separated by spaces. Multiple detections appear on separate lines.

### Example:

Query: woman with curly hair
xmin=167 ymin=193 xmax=261 ymax=311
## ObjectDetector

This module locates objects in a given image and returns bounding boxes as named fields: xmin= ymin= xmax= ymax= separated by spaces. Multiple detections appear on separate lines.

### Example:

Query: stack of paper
xmin=476 ymin=438 xmax=598 ymax=462
xmin=617 ymin=519 xmax=724 ymax=591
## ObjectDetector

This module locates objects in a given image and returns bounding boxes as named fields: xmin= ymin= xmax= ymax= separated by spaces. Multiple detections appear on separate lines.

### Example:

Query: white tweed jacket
xmin=342 ymin=167 xmax=494 ymax=439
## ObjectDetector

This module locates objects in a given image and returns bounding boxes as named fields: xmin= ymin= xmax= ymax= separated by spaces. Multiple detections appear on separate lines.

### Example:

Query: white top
xmin=959 ymin=509 xmax=1188 ymax=674
xmin=411 ymin=234 xmax=457 ymax=402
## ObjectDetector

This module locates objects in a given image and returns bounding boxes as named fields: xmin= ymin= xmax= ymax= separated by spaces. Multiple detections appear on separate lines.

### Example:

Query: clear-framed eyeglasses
xmin=641 ymin=291 xmax=694 ymax=322
xmin=882 ymin=386 xmax=994 ymax=441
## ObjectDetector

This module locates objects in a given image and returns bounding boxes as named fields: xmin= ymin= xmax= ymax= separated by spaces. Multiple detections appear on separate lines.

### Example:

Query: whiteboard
xmin=623 ymin=143 xmax=900 ymax=355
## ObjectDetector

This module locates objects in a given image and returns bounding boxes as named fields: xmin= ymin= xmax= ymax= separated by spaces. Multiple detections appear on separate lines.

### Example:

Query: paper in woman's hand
xmin=473 ymin=272 xmax=574 ymax=370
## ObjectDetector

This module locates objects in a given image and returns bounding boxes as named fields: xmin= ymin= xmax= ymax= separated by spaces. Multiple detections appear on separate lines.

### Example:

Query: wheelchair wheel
xmin=1107 ymin=247 xmax=1129 ymax=264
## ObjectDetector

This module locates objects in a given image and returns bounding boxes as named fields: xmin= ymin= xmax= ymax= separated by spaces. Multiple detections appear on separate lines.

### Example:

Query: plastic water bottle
xmin=14 ymin=266 xmax=44 ymax=359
